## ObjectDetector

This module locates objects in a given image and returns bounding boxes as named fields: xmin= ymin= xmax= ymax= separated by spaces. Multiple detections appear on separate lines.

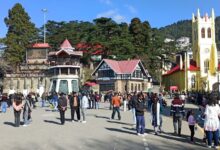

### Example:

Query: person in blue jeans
xmin=52 ymin=92 xmax=59 ymax=111
xmin=135 ymin=93 xmax=147 ymax=136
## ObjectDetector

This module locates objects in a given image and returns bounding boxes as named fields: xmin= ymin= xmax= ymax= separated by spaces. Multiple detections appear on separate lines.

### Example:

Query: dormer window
xmin=201 ymin=28 xmax=205 ymax=38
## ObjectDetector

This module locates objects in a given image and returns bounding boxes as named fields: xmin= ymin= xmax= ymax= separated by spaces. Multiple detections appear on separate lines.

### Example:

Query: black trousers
xmin=111 ymin=107 xmax=121 ymax=120
xmin=189 ymin=125 xmax=195 ymax=141
xmin=71 ymin=107 xmax=80 ymax=121
xmin=14 ymin=111 xmax=21 ymax=127
xmin=59 ymin=110 xmax=65 ymax=125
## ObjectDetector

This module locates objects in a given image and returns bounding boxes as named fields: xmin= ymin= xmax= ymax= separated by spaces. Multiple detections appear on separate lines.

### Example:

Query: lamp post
xmin=41 ymin=9 xmax=47 ymax=43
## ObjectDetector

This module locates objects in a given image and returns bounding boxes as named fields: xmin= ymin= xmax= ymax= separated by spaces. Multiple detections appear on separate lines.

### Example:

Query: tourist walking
xmin=69 ymin=92 xmax=81 ymax=122
xmin=187 ymin=109 xmax=196 ymax=143
xmin=170 ymin=94 xmax=185 ymax=136
xmin=58 ymin=93 xmax=67 ymax=125
xmin=204 ymin=96 xmax=220 ymax=149
xmin=111 ymin=92 xmax=121 ymax=120
xmin=81 ymin=93 xmax=89 ymax=123
xmin=23 ymin=97 xmax=32 ymax=127
xmin=151 ymin=96 xmax=160 ymax=135
xmin=12 ymin=94 xmax=23 ymax=127
xmin=135 ymin=93 xmax=146 ymax=136
xmin=130 ymin=92 xmax=138 ymax=125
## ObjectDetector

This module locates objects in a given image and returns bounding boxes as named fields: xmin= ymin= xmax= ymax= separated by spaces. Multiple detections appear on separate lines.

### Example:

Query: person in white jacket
xmin=81 ymin=93 xmax=89 ymax=123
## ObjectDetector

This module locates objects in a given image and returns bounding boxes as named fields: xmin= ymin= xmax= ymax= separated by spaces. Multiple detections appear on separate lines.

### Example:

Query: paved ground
xmin=0 ymin=99 xmax=208 ymax=150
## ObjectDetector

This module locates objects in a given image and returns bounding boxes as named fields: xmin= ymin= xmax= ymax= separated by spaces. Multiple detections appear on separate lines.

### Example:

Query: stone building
xmin=92 ymin=59 xmax=152 ymax=93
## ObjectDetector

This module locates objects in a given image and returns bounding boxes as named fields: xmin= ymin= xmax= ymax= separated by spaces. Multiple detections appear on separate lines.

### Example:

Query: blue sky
xmin=1 ymin=0 xmax=220 ymax=38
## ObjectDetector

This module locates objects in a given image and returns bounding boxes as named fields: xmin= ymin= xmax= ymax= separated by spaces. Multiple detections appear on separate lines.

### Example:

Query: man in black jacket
xmin=69 ymin=92 xmax=81 ymax=122
xmin=58 ymin=93 xmax=67 ymax=125
xmin=134 ymin=93 xmax=146 ymax=136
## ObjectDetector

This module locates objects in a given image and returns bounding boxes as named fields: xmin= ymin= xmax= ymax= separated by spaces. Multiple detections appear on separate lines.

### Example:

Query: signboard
xmin=27 ymin=48 xmax=47 ymax=59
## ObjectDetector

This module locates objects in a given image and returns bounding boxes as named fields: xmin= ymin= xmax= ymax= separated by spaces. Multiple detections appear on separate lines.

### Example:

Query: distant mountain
xmin=159 ymin=16 xmax=220 ymax=47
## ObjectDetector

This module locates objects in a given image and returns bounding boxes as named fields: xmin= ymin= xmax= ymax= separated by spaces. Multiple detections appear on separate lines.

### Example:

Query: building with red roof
xmin=162 ymin=9 xmax=220 ymax=92
xmin=92 ymin=59 xmax=152 ymax=92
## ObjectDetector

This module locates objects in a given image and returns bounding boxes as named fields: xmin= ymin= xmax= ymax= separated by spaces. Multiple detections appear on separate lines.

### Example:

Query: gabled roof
xmin=60 ymin=39 xmax=74 ymax=50
xmin=163 ymin=60 xmax=200 ymax=76
xmin=92 ymin=59 xmax=148 ymax=76
xmin=48 ymin=39 xmax=82 ymax=57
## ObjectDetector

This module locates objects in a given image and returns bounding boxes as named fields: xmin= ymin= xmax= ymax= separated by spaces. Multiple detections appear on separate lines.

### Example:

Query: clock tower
xmin=192 ymin=9 xmax=218 ymax=91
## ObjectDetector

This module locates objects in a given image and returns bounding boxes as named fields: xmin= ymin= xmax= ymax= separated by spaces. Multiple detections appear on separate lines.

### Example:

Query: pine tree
xmin=4 ymin=3 xmax=38 ymax=67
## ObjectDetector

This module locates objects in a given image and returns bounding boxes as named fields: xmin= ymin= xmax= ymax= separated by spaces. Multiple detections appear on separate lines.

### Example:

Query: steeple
xmin=197 ymin=8 xmax=200 ymax=18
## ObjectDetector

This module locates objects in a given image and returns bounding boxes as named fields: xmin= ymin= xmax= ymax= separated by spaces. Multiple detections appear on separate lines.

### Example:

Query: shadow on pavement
xmin=105 ymin=127 xmax=136 ymax=135
xmin=44 ymin=120 xmax=61 ymax=125
xmin=4 ymin=121 xmax=15 ymax=127
xmin=159 ymin=132 xmax=206 ymax=147
xmin=56 ymin=117 xmax=72 ymax=122
xmin=95 ymin=115 xmax=109 ymax=119
xmin=107 ymin=120 xmax=133 ymax=126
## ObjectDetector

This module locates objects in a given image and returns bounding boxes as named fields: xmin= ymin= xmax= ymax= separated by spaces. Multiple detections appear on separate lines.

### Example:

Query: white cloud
xmin=125 ymin=4 xmax=137 ymax=14
xmin=96 ymin=10 xmax=126 ymax=23
xmin=99 ymin=0 xmax=112 ymax=5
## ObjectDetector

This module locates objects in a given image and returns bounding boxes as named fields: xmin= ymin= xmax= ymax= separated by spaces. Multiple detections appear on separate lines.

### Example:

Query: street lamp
xmin=41 ymin=9 xmax=47 ymax=43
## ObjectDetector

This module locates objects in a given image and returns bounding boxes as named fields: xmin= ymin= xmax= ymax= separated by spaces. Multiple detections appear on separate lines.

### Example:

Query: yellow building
xmin=162 ymin=9 xmax=219 ymax=92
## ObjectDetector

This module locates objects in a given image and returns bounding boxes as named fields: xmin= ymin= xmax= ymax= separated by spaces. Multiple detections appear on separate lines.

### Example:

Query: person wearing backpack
xmin=58 ymin=93 xmax=67 ymax=125
xmin=170 ymin=93 xmax=185 ymax=136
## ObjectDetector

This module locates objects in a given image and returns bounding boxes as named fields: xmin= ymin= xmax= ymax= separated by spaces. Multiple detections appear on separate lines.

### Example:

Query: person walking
xmin=135 ymin=93 xmax=147 ymax=136
xmin=69 ymin=92 xmax=80 ymax=122
xmin=187 ymin=109 xmax=196 ymax=143
xmin=58 ymin=93 xmax=67 ymax=125
xmin=12 ymin=94 xmax=23 ymax=127
xmin=111 ymin=92 xmax=121 ymax=120
xmin=23 ymin=97 xmax=32 ymax=127
xmin=81 ymin=93 xmax=89 ymax=123
xmin=170 ymin=93 xmax=185 ymax=136
xmin=151 ymin=95 xmax=161 ymax=135
xmin=204 ymin=96 xmax=220 ymax=149
xmin=130 ymin=92 xmax=138 ymax=125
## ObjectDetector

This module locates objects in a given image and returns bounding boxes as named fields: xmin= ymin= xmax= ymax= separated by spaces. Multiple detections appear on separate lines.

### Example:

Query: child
xmin=187 ymin=110 xmax=196 ymax=142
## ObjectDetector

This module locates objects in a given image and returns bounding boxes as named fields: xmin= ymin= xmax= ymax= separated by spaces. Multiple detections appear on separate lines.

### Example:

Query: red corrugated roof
xmin=30 ymin=43 xmax=50 ymax=48
xmin=163 ymin=60 xmax=200 ymax=76
xmin=60 ymin=39 xmax=73 ymax=49
xmin=104 ymin=59 xmax=140 ymax=74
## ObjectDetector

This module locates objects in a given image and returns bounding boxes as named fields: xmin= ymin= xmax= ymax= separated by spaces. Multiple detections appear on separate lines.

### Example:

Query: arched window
xmin=204 ymin=60 xmax=209 ymax=73
xmin=208 ymin=28 xmax=211 ymax=38
xmin=191 ymin=75 xmax=196 ymax=89
xmin=201 ymin=28 xmax=205 ymax=38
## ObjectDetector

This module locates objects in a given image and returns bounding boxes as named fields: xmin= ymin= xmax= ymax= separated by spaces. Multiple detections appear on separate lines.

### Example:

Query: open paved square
xmin=0 ymin=99 xmax=208 ymax=150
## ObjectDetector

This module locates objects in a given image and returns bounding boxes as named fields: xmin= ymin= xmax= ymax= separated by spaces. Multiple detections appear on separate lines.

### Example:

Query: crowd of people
xmin=1 ymin=90 xmax=220 ymax=149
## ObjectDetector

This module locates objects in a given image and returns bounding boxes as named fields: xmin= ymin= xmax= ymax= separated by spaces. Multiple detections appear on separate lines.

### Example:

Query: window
xmin=71 ymin=80 xmax=78 ymax=92
xmin=138 ymin=84 xmax=141 ymax=91
xmin=131 ymin=83 xmax=133 ymax=92
xmin=204 ymin=60 xmax=209 ymax=73
xmin=191 ymin=75 xmax=196 ymax=89
xmin=98 ymin=70 xmax=114 ymax=78
xmin=100 ymin=83 xmax=114 ymax=92
xmin=201 ymin=28 xmax=205 ymax=38
xmin=61 ymin=68 xmax=68 ymax=75
xmin=208 ymin=28 xmax=211 ymax=38
xmin=51 ymin=80 xmax=57 ymax=92
xmin=59 ymin=80 xmax=68 ymax=94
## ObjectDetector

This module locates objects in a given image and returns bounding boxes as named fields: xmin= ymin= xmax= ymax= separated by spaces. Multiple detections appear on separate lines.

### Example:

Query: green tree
xmin=4 ymin=3 xmax=38 ymax=67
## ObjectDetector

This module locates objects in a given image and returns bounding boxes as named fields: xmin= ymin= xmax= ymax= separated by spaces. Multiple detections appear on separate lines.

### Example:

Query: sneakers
xmin=23 ymin=124 xmax=28 ymax=127
xmin=137 ymin=133 xmax=147 ymax=137
xmin=72 ymin=120 xmax=75 ymax=123
xmin=82 ymin=121 xmax=87 ymax=123
xmin=137 ymin=133 xmax=141 ymax=136
xmin=207 ymin=145 xmax=212 ymax=149
xmin=214 ymin=146 xmax=219 ymax=149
